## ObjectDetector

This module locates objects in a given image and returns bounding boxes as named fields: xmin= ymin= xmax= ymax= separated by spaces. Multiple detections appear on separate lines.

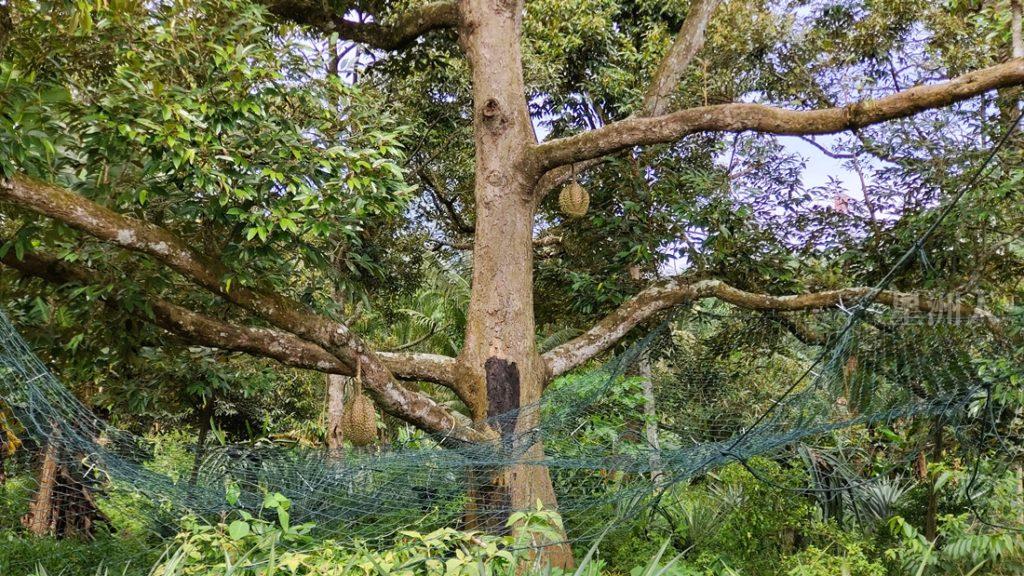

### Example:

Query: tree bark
xmin=1016 ymin=464 xmax=1024 ymax=525
xmin=21 ymin=433 xmax=108 ymax=540
xmin=326 ymin=373 xmax=351 ymax=453
xmin=1013 ymin=0 xmax=1024 ymax=60
xmin=0 ymin=428 xmax=6 ymax=486
xmin=0 ymin=411 xmax=9 ymax=486
xmin=23 ymin=439 xmax=59 ymax=536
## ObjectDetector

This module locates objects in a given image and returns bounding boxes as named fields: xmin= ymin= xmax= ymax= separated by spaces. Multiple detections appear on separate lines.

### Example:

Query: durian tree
xmin=3 ymin=0 xmax=1024 ymax=566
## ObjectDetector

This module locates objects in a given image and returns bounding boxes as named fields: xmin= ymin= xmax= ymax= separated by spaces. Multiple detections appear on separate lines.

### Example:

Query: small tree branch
xmin=543 ymin=278 xmax=1004 ymax=378
xmin=641 ymin=0 xmax=722 ymax=117
xmin=532 ymin=59 xmax=1024 ymax=171
xmin=764 ymin=312 xmax=828 ymax=346
xmin=796 ymin=135 xmax=856 ymax=159
xmin=262 ymin=0 xmax=459 ymax=51
xmin=420 ymin=168 xmax=475 ymax=234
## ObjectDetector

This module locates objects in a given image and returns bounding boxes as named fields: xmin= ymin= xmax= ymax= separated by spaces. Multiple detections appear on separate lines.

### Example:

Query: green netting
xmin=0 ymin=298 xmax=1019 ymax=572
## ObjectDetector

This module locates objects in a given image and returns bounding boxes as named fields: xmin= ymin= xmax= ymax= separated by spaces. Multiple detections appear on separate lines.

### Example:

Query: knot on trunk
xmin=480 ymin=98 xmax=510 ymax=135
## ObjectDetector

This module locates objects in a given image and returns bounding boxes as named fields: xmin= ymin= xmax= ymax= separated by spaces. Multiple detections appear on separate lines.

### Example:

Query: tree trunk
xmin=23 ymin=439 xmax=59 ymax=536
xmin=0 ymin=432 xmax=6 ymax=486
xmin=0 ymin=418 xmax=8 ymax=486
xmin=639 ymin=353 xmax=663 ymax=487
xmin=453 ymin=0 xmax=573 ymax=568
xmin=1017 ymin=464 xmax=1024 ymax=525
xmin=21 ymin=432 xmax=107 ymax=539
xmin=189 ymin=399 xmax=215 ymax=486
xmin=326 ymin=373 xmax=350 ymax=453
xmin=924 ymin=420 xmax=943 ymax=542
xmin=1013 ymin=0 xmax=1024 ymax=60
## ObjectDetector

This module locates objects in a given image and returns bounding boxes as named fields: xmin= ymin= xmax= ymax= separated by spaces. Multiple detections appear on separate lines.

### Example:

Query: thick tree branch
xmin=377 ymin=351 xmax=456 ymax=384
xmin=0 ymin=174 xmax=363 ymax=362
xmin=543 ymin=278 xmax=1004 ymax=378
xmin=262 ymin=0 xmax=458 ymax=51
xmin=1 ymin=249 xmax=477 ymax=437
xmin=532 ymin=59 xmax=1024 ymax=171
xmin=0 ymin=175 xmax=483 ymax=440
xmin=641 ymin=0 xmax=721 ymax=117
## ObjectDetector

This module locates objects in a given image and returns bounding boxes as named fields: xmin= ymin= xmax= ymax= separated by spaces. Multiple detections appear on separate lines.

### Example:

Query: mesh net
xmin=0 ymin=298 xmax=1019 ymax=572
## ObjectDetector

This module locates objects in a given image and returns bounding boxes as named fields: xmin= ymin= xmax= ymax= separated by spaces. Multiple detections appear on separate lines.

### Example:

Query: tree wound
xmin=484 ymin=356 xmax=520 ymax=437
xmin=480 ymin=99 xmax=510 ymax=134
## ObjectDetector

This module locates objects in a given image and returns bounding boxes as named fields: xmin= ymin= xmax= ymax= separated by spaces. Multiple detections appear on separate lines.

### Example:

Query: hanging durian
xmin=340 ymin=361 xmax=378 ymax=447
xmin=559 ymin=168 xmax=589 ymax=218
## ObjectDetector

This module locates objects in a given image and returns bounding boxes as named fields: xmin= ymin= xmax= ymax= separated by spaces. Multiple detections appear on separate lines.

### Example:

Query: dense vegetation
xmin=2 ymin=0 xmax=1024 ymax=574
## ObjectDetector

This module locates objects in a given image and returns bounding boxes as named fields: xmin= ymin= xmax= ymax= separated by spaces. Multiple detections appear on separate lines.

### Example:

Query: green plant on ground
xmin=154 ymin=492 xmax=525 ymax=575
xmin=683 ymin=459 xmax=816 ymax=573
xmin=885 ymin=514 xmax=1024 ymax=576
xmin=781 ymin=538 xmax=885 ymax=576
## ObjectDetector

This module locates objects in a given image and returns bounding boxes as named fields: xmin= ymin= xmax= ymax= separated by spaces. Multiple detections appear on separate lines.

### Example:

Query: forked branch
xmin=534 ymin=0 xmax=719 ymax=197
xmin=0 ymin=176 xmax=481 ymax=440
xmin=1 ymin=248 xmax=476 ymax=437
xmin=1 ymin=174 xmax=361 ymax=361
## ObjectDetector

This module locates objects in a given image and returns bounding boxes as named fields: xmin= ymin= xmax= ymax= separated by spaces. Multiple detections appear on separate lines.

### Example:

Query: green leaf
xmin=227 ymin=520 xmax=250 ymax=540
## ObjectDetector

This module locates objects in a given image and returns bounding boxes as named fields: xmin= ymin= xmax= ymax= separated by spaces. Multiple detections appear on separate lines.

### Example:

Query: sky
xmin=780 ymin=135 xmax=862 ymax=191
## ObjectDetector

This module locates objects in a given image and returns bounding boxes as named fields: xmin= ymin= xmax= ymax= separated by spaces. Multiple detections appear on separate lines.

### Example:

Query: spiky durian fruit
xmin=559 ymin=181 xmax=589 ymax=218
xmin=341 ymin=392 xmax=377 ymax=447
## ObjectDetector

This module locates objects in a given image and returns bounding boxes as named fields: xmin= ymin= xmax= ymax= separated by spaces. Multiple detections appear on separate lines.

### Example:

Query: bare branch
xmin=641 ymin=0 xmax=722 ymax=117
xmin=543 ymin=278 xmax=1004 ymax=378
xmin=262 ymin=0 xmax=459 ymax=51
xmin=532 ymin=59 xmax=1024 ymax=171
xmin=796 ymin=136 xmax=856 ymax=159
xmin=378 ymin=351 xmax=456 ymax=384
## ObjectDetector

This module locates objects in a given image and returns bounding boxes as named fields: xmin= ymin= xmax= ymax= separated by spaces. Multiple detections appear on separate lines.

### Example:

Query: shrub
xmin=683 ymin=459 xmax=817 ymax=572
xmin=885 ymin=514 xmax=1024 ymax=575
xmin=781 ymin=542 xmax=885 ymax=576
